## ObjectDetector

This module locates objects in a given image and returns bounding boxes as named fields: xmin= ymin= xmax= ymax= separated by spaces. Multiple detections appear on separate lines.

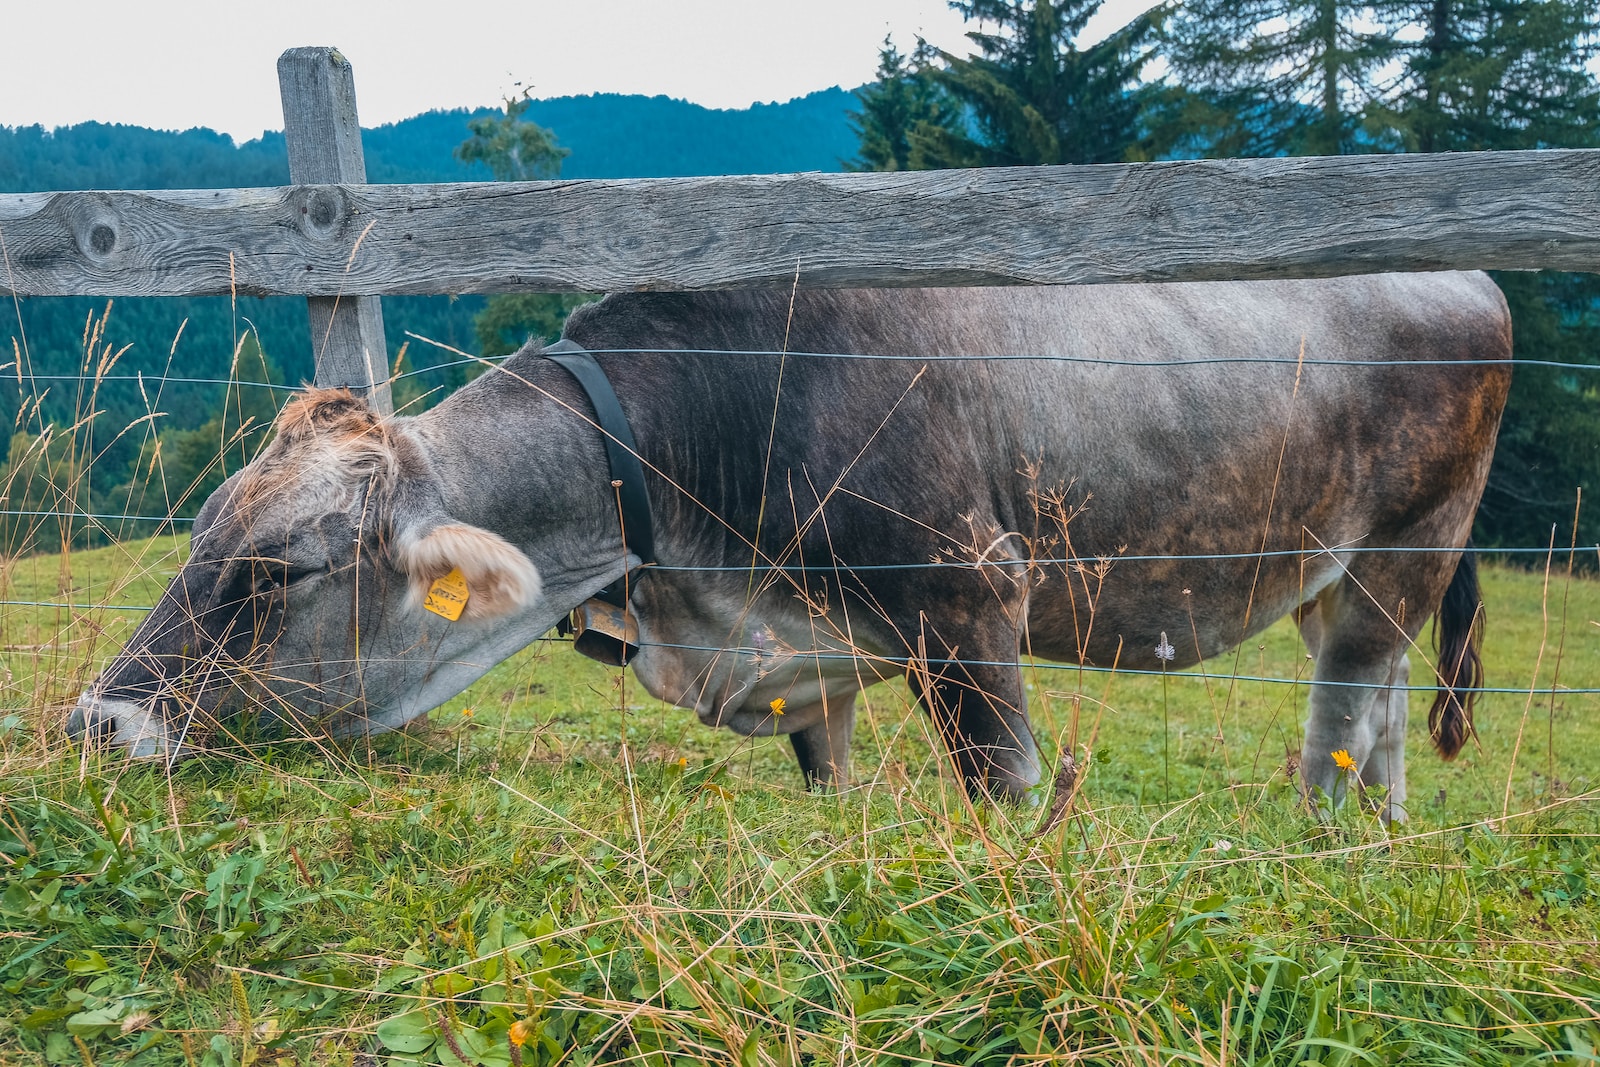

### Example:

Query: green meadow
xmin=1 ymin=537 xmax=1597 ymax=1065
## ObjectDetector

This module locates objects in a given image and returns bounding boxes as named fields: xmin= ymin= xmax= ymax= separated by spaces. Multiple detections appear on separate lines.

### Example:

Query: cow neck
xmin=543 ymin=339 xmax=656 ymax=605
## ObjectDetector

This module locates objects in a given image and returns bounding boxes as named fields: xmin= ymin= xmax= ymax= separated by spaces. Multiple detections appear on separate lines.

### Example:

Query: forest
xmin=2 ymin=0 xmax=1598 ymax=557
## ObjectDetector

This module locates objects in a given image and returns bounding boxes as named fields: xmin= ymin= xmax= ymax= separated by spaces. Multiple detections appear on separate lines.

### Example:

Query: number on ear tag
xmin=424 ymin=568 xmax=470 ymax=621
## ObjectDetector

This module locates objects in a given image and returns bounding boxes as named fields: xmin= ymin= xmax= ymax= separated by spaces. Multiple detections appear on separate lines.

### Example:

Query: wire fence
xmin=4 ymin=345 xmax=1596 ymax=698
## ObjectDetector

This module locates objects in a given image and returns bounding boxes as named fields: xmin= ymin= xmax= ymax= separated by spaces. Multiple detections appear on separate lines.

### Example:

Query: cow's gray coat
xmin=70 ymin=273 xmax=1511 ymax=818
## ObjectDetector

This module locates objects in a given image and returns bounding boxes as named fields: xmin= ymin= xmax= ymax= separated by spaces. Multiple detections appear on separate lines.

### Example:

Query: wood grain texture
xmin=2 ymin=150 xmax=1598 ymax=299
xmin=277 ymin=46 xmax=391 ymax=412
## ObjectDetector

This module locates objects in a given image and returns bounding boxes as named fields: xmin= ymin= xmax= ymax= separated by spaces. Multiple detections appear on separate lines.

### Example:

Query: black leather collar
xmin=543 ymin=339 xmax=655 ymax=606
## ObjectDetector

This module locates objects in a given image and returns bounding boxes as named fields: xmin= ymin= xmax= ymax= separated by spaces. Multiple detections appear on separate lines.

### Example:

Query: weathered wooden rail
xmin=2 ymin=46 xmax=1597 ymax=414
xmin=6 ymin=151 xmax=1600 ymax=298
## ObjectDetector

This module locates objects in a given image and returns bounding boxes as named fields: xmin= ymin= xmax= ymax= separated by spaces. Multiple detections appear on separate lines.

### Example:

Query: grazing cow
xmin=68 ymin=273 xmax=1510 ymax=819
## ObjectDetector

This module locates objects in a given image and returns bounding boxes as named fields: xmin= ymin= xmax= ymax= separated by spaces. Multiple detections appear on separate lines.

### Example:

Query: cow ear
xmin=394 ymin=522 xmax=541 ymax=621
xmin=276 ymin=388 xmax=381 ymax=443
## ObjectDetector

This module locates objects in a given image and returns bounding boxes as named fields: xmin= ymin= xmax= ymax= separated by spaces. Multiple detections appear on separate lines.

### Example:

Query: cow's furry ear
xmin=393 ymin=522 xmax=541 ymax=621
xmin=276 ymin=388 xmax=381 ymax=442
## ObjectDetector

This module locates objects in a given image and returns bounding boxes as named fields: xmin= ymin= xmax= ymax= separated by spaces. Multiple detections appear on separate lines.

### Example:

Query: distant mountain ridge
xmin=0 ymin=86 xmax=862 ymax=191
xmin=0 ymin=88 xmax=866 ymax=478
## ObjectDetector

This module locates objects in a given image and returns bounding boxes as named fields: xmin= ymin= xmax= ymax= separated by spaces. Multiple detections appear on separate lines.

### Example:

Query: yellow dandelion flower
xmin=1331 ymin=749 xmax=1357 ymax=772
xmin=769 ymin=697 xmax=786 ymax=716
xmin=461 ymin=706 xmax=474 ymax=718
xmin=509 ymin=1019 xmax=536 ymax=1047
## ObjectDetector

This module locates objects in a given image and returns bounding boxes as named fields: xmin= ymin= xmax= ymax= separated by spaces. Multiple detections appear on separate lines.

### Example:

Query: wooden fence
xmin=3 ymin=46 xmax=1598 ymax=415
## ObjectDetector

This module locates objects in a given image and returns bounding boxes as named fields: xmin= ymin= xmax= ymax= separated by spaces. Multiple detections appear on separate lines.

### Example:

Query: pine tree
xmin=0 ymin=429 xmax=86 ymax=556
xmin=1164 ymin=0 xmax=1404 ymax=155
xmin=389 ymin=342 xmax=428 ymax=415
xmin=1380 ymin=0 xmax=1600 ymax=152
xmin=474 ymin=293 xmax=593 ymax=359
xmin=848 ymin=38 xmax=959 ymax=171
xmin=911 ymin=0 xmax=1165 ymax=168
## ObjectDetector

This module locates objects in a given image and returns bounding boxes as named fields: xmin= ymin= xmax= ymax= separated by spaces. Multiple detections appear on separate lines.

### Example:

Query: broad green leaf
xmin=375 ymin=1011 xmax=438 ymax=1054
xmin=434 ymin=973 xmax=476 ymax=997
xmin=66 ymin=1004 xmax=126 ymax=1036
xmin=64 ymin=950 xmax=108 ymax=974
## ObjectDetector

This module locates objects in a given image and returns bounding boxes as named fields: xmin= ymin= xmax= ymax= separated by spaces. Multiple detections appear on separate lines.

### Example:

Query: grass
xmin=1 ymin=536 xmax=1598 ymax=1066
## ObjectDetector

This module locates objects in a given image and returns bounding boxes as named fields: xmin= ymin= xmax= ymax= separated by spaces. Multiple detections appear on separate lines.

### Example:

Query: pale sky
xmin=2 ymin=0 xmax=1154 ymax=143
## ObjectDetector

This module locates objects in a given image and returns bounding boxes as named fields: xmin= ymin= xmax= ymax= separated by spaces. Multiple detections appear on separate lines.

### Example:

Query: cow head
xmin=67 ymin=388 xmax=548 ymax=758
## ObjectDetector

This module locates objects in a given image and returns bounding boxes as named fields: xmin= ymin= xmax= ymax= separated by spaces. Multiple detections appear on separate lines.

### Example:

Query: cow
xmin=67 ymin=272 xmax=1511 ymax=820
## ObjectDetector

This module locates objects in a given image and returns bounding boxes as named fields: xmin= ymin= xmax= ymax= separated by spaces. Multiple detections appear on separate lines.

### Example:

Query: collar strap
xmin=544 ymin=339 xmax=656 ymax=604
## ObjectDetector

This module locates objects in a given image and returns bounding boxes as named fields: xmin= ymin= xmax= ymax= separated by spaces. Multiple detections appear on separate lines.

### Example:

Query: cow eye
xmin=252 ymin=563 xmax=317 ymax=595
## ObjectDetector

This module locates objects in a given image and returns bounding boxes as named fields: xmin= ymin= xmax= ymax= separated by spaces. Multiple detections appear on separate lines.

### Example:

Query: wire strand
xmin=0 ymin=509 xmax=194 ymax=523
xmin=10 ymin=350 xmax=1600 ymax=394
xmin=503 ymin=348 xmax=1600 ymax=372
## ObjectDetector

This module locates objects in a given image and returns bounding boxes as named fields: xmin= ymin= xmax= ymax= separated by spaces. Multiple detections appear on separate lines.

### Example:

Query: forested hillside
xmin=2 ymin=87 xmax=860 ymax=397
xmin=0 ymin=89 xmax=860 ymax=545
xmin=0 ymin=87 xmax=859 ymax=191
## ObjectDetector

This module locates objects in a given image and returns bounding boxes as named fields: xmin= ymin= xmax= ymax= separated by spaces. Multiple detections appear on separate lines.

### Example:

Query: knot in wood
xmin=66 ymin=195 xmax=122 ymax=262
xmin=299 ymin=187 xmax=345 ymax=234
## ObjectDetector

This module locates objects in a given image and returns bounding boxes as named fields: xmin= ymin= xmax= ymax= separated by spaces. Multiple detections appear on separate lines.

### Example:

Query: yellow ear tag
xmin=423 ymin=568 xmax=470 ymax=621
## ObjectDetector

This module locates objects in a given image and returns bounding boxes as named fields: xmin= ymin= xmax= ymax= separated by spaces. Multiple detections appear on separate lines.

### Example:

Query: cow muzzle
xmin=67 ymin=690 xmax=178 ymax=760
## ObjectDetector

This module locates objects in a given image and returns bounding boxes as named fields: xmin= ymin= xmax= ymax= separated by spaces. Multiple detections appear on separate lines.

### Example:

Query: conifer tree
xmin=1164 ymin=0 xmax=1404 ymax=155
xmin=1477 ymin=271 xmax=1600 ymax=555
xmin=104 ymin=332 xmax=284 ymax=529
xmin=847 ymin=38 xmax=959 ymax=171
xmin=473 ymin=292 xmax=592 ymax=359
xmin=914 ymin=0 xmax=1165 ymax=167
xmin=1380 ymin=0 xmax=1600 ymax=152
xmin=0 ymin=429 xmax=86 ymax=556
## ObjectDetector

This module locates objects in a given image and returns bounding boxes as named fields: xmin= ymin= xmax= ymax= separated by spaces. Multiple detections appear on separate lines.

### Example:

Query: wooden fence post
xmin=277 ymin=46 xmax=393 ymax=413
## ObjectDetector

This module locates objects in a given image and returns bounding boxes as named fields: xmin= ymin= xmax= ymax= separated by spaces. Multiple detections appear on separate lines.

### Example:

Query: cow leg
xmin=788 ymin=697 xmax=858 ymax=789
xmin=1295 ymin=597 xmax=1325 ymax=659
xmin=1297 ymin=583 xmax=1409 ymax=819
xmin=915 ymin=657 xmax=1040 ymax=804
xmin=1299 ymin=598 xmax=1414 ymax=825
xmin=1363 ymin=654 xmax=1410 ymax=822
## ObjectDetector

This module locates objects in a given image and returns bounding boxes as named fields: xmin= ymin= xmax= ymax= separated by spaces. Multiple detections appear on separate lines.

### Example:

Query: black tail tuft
xmin=1429 ymin=547 xmax=1485 ymax=760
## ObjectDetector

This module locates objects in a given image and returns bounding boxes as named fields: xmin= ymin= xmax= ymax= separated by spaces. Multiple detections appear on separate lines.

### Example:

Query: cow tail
xmin=1429 ymin=546 xmax=1485 ymax=760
